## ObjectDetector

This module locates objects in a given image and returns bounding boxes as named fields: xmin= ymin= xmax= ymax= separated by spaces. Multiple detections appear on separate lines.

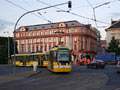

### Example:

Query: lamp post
xmin=3 ymin=31 xmax=10 ymax=65
xmin=13 ymin=1 xmax=72 ymax=75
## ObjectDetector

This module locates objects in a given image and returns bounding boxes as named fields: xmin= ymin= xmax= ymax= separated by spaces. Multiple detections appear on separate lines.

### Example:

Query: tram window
xmin=57 ymin=50 xmax=70 ymax=61
xmin=26 ymin=56 xmax=33 ymax=61
xmin=43 ymin=55 xmax=48 ymax=61
xmin=33 ymin=55 xmax=38 ymax=61
xmin=50 ymin=51 xmax=57 ymax=61
xmin=16 ymin=56 xmax=24 ymax=61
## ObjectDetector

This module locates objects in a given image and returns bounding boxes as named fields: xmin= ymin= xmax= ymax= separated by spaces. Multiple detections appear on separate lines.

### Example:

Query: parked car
xmin=116 ymin=61 xmax=120 ymax=73
xmin=87 ymin=60 xmax=106 ymax=69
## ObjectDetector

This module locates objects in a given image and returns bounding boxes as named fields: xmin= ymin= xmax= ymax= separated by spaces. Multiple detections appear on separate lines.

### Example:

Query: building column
xmin=26 ymin=40 xmax=28 ymax=52
xmin=43 ymin=38 xmax=45 ymax=53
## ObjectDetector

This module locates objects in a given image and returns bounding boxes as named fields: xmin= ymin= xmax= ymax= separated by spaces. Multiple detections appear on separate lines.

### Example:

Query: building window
xmin=66 ymin=29 xmax=69 ymax=33
xmin=74 ymin=44 xmax=77 ymax=50
xmin=41 ymin=32 xmax=43 ymax=35
xmin=74 ymin=37 xmax=77 ymax=41
xmin=49 ymin=46 xmax=51 ymax=50
xmin=33 ymin=33 xmax=35 ymax=36
xmin=21 ymin=40 xmax=24 ymax=44
xmin=37 ymin=32 xmax=39 ymax=36
xmin=74 ymin=29 xmax=78 ymax=32
xmin=69 ymin=29 xmax=72 ymax=33
xmin=32 ymin=47 xmax=34 ymax=52
xmin=50 ymin=31 xmax=51 ymax=34
xmin=63 ymin=29 xmax=65 ymax=33
xmin=45 ymin=46 xmax=47 ymax=51
xmin=81 ymin=36 xmax=83 ymax=41
xmin=21 ymin=45 xmax=24 ymax=53
xmin=45 ymin=31 xmax=47 ymax=35
xmin=28 ymin=46 xmax=30 ymax=52
xmin=85 ymin=29 xmax=87 ymax=33
xmin=36 ymin=46 xmax=39 ymax=52
xmin=40 ymin=46 xmax=43 ymax=52
xmin=80 ymin=28 xmax=83 ymax=33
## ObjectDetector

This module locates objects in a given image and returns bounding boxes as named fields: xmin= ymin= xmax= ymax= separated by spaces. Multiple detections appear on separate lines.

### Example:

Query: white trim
xmin=54 ymin=66 xmax=72 ymax=68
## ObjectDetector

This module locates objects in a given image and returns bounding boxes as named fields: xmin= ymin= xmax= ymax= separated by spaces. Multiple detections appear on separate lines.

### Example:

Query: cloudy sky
xmin=0 ymin=0 xmax=120 ymax=39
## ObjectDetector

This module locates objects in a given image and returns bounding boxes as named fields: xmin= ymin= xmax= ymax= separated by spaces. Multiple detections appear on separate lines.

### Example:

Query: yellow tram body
xmin=48 ymin=46 xmax=72 ymax=72
xmin=10 ymin=53 xmax=49 ymax=67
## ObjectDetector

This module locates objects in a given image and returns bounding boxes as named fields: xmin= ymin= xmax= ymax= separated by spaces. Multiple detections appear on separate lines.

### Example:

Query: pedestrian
xmin=79 ymin=59 xmax=82 ymax=65
xmin=87 ymin=59 xmax=90 ymax=64
xmin=93 ymin=58 xmax=96 ymax=61
xmin=84 ymin=57 xmax=87 ymax=66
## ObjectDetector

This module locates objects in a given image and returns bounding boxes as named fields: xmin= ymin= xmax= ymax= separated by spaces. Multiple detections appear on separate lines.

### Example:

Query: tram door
xmin=38 ymin=55 xmax=43 ymax=66
xmin=23 ymin=56 xmax=26 ymax=66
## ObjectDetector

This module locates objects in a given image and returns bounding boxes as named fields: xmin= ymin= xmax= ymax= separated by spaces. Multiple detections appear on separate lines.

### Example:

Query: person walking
xmin=84 ymin=57 xmax=87 ymax=66
xmin=87 ymin=59 xmax=91 ymax=64
xmin=79 ymin=59 xmax=82 ymax=65
xmin=93 ymin=58 xmax=96 ymax=61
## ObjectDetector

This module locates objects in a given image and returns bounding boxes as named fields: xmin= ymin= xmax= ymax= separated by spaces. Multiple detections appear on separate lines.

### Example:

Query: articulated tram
xmin=10 ymin=53 xmax=49 ymax=67
xmin=47 ymin=46 xmax=72 ymax=72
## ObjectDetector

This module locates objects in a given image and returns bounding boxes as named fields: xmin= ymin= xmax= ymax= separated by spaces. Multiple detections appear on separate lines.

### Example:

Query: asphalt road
xmin=73 ymin=65 xmax=120 ymax=90
xmin=0 ymin=65 xmax=40 ymax=76
xmin=0 ymin=65 xmax=120 ymax=90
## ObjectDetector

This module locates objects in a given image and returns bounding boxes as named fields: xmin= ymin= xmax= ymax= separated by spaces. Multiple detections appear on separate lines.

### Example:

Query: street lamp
xmin=13 ymin=1 xmax=72 ymax=75
xmin=3 ymin=31 xmax=10 ymax=65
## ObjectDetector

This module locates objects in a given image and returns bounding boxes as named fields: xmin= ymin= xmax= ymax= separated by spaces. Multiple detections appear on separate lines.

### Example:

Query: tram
xmin=47 ymin=46 xmax=72 ymax=72
xmin=10 ymin=53 xmax=49 ymax=67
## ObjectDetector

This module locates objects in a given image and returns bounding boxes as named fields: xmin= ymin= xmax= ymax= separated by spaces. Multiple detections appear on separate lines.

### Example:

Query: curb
xmin=26 ymin=71 xmax=42 ymax=78
xmin=0 ymin=70 xmax=42 ymax=84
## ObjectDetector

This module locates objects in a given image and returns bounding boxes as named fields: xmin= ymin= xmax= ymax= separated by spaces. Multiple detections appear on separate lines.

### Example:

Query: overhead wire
xmin=6 ymin=0 xmax=51 ymax=23
xmin=36 ymin=0 xmax=110 ymax=25
xmin=86 ymin=0 xmax=98 ymax=28
xmin=22 ymin=0 xmax=52 ymax=23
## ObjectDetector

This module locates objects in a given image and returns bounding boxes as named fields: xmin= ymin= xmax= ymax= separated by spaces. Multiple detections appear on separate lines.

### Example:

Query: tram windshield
xmin=57 ymin=50 xmax=70 ymax=61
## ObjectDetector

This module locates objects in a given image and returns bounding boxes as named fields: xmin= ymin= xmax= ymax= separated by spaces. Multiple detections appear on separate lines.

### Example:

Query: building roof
xmin=107 ymin=20 xmax=120 ymax=30
xmin=18 ymin=20 xmax=85 ymax=32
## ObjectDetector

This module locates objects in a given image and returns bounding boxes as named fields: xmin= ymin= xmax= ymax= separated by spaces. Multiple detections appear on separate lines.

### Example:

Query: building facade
xmin=101 ymin=40 xmax=106 ymax=52
xmin=15 ymin=20 xmax=98 ymax=60
xmin=106 ymin=20 xmax=120 ymax=47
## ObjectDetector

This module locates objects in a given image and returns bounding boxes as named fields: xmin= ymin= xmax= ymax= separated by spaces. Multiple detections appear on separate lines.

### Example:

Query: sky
xmin=0 ymin=0 xmax=120 ymax=40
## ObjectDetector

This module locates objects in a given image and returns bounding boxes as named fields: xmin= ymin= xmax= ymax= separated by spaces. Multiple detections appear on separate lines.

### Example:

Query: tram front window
xmin=58 ymin=50 xmax=70 ymax=61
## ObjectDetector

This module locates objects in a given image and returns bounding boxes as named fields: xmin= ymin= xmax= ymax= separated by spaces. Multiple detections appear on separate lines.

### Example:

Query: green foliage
xmin=0 ymin=37 xmax=18 ymax=64
xmin=105 ymin=36 xmax=120 ymax=55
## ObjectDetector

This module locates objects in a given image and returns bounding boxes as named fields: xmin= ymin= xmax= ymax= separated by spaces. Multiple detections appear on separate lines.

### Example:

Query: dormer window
xmin=58 ymin=22 xmax=66 ymax=28
xmin=34 ymin=27 xmax=37 ymax=29
xmin=19 ymin=27 xmax=26 ymax=32
xmin=71 ymin=23 xmax=74 ymax=25
xmin=42 ymin=26 xmax=45 ymax=28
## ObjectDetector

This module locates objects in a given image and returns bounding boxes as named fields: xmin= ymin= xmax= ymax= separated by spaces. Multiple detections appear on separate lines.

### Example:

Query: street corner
xmin=0 ymin=70 xmax=41 ymax=84
xmin=13 ymin=70 xmax=42 ymax=78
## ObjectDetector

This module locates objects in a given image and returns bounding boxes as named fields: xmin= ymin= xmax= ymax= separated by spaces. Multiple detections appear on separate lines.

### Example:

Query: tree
xmin=105 ymin=36 xmax=120 ymax=55
xmin=0 ymin=37 xmax=18 ymax=64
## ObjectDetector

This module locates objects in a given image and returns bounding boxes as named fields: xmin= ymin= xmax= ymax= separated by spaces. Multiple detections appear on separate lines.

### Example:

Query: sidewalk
xmin=0 ymin=70 xmax=41 ymax=84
